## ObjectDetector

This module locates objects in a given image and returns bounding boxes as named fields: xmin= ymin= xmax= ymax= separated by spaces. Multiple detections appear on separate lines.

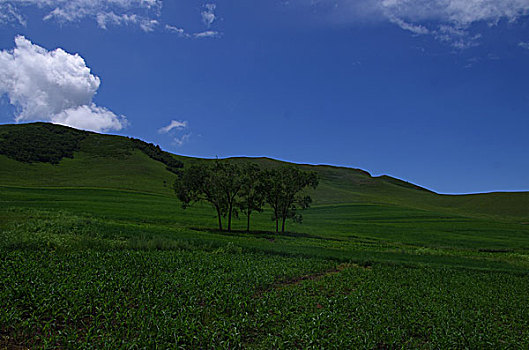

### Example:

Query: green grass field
xmin=1 ymin=123 xmax=529 ymax=348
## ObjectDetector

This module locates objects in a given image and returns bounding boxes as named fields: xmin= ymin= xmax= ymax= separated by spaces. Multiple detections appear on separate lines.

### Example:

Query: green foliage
xmin=263 ymin=166 xmax=319 ymax=233
xmin=2 ymin=189 xmax=529 ymax=347
xmin=175 ymin=162 xmax=319 ymax=233
xmin=1 ymin=123 xmax=528 ymax=220
xmin=129 ymin=137 xmax=183 ymax=174
xmin=0 ymin=247 xmax=333 ymax=348
xmin=2 ymin=123 xmax=529 ymax=347
xmin=237 ymin=163 xmax=266 ymax=232
xmin=0 ymin=122 xmax=87 ymax=164
xmin=175 ymin=160 xmax=244 ymax=232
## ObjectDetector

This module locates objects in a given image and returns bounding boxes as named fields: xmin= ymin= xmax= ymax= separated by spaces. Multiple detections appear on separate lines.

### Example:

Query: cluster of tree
xmin=0 ymin=123 xmax=87 ymax=164
xmin=174 ymin=160 xmax=318 ymax=233
xmin=129 ymin=138 xmax=183 ymax=174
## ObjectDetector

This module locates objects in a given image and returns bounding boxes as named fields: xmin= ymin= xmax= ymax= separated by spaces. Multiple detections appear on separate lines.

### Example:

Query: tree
xmin=263 ymin=166 xmax=319 ymax=233
xmin=214 ymin=160 xmax=243 ymax=232
xmin=174 ymin=160 xmax=243 ymax=232
xmin=174 ymin=163 xmax=226 ymax=231
xmin=237 ymin=163 xmax=265 ymax=232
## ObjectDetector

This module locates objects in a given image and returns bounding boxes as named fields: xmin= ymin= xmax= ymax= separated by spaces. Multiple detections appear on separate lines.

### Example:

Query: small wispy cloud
xmin=159 ymin=120 xmax=188 ymax=134
xmin=193 ymin=30 xmax=221 ymax=38
xmin=380 ymin=0 xmax=529 ymax=48
xmin=158 ymin=120 xmax=190 ymax=146
xmin=0 ymin=1 xmax=223 ymax=38
xmin=164 ymin=3 xmax=221 ymax=39
xmin=0 ymin=3 xmax=26 ymax=26
xmin=201 ymin=3 xmax=216 ymax=27
xmin=295 ymin=0 xmax=529 ymax=49
xmin=139 ymin=19 xmax=159 ymax=32
xmin=165 ymin=24 xmax=186 ymax=35
xmin=0 ymin=0 xmax=163 ymax=32
xmin=174 ymin=133 xmax=191 ymax=146
xmin=96 ymin=12 xmax=159 ymax=31
xmin=519 ymin=42 xmax=529 ymax=50
xmin=388 ymin=17 xmax=429 ymax=35
xmin=165 ymin=27 xmax=221 ymax=39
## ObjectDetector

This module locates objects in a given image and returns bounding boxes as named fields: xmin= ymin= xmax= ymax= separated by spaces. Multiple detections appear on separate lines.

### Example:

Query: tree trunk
xmin=275 ymin=218 xmax=278 ymax=233
xmin=227 ymin=203 xmax=232 ymax=232
xmin=216 ymin=207 xmax=223 ymax=231
xmin=246 ymin=211 xmax=251 ymax=232
xmin=281 ymin=217 xmax=286 ymax=233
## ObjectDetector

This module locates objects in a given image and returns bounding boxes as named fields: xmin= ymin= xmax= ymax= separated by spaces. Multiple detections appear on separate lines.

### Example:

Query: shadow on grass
xmin=189 ymin=227 xmax=344 ymax=242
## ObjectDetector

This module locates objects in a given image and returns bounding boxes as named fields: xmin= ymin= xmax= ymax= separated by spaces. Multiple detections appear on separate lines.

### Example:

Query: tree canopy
xmin=174 ymin=161 xmax=318 ymax=233
xmin=262 ymin=166 xmax=319 ymax=233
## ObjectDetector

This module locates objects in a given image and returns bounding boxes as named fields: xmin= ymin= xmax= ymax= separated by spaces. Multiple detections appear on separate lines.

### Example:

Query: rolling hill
xmin=1 ymin=122 xmax=527 ymax=220
xmin=2 ymin=122 xmax=529 ymax=348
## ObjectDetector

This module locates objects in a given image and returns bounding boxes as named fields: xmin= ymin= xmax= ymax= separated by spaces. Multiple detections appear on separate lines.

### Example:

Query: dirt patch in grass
xmin=254 ymin=262 xmax=370 ymax=298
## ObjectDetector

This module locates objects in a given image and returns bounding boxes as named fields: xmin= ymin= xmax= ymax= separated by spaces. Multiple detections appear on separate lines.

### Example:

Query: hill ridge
xmin=1 ymin=122 xmax=528 ymax=220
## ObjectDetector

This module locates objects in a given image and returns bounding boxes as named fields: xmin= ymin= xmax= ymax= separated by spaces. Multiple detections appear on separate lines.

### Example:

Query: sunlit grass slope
xmin=1 ymin=122 xmax=528 ymax=221
xmin=2 ymin=122 xmax=529 ymax=348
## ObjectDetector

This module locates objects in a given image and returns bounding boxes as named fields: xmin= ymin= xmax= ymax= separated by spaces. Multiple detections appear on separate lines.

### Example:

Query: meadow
xmin=1 ymin=123 xmax=529 ymax=348
xmin=2 ymin=185 xmax=529 ymax=348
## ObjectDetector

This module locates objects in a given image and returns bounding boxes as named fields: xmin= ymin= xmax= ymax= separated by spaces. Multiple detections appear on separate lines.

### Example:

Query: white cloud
xmin=519 ymin=41 xmax=529 ymax=49
xmin=0 ymin=3 xmax=26 ymax=25
xmin=174 ymin=133 xmax=190 ymax=146
xmin=194 ymin=30 xmax=221 ymax=38
xmin=388 ymin=16 xmax=429 ymax=35
xmin=0 ymin=0 xmax=162 ymax=31
xmin=158 ymin=120 xmax=187 ymax=134
xmin=1 ymin=1 xmax=222 ymax=37
xmin=158 ymin=120 xmax=189 ymax=146
xmin=0 ymin=36 xmax=126 ymax=132
xmin=377 ymin=0 xmax=529 ymax=25
xmin=165 ymin=24 xmax=185 ymax=34
xmin=52 ymin=104 xmax=127 ymax=131
xmin=139 ymin=18 xmax=159 ymax=32
xmin=299 ymin=0 xmax=529 ymax=48
xmin=201 ymin=3 xmax=216 ymax=27
xmin=381 ymin=0 xmax=529 ymax=47
xmin=165 ymin=25 xmax=222 ymax=39
xmin=96 ymin=12 xmax=139 ymax=29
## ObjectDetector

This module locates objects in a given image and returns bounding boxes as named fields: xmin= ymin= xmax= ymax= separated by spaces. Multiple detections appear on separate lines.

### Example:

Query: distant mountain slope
xmin=0 ymin=122 xmax=528 ymax=220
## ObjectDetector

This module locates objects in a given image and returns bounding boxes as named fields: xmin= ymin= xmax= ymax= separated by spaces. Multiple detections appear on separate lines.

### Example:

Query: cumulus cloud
xmin=201 ymin=3 xmax=216 ymax=27
xmin=0 ymin=36 xmax=126 ymax=132
xmin=0 ymin=0 xmax=162 ymax=31
xmin=158 ymin=120 xmax=190 ymax=146
xmin=53 ymin=104 xmax=126 ymax=131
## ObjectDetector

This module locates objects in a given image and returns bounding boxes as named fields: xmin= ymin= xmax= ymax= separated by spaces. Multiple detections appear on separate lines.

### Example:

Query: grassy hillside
xmin=1 ymin=122 xmax=528 ymax=220
xmin=2 ymin=122 xmax=529 ymax=347
xmin=1 ymin=186 xmax=529 ymax=347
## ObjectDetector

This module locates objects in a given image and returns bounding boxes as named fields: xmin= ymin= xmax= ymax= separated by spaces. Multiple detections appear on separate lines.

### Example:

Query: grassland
xmin=1 ymin=123 xmax=529 ymax=348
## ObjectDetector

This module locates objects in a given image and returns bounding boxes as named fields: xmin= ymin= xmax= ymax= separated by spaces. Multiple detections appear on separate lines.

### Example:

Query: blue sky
xmin=0 ymin=0 xmax=528 ymax=194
